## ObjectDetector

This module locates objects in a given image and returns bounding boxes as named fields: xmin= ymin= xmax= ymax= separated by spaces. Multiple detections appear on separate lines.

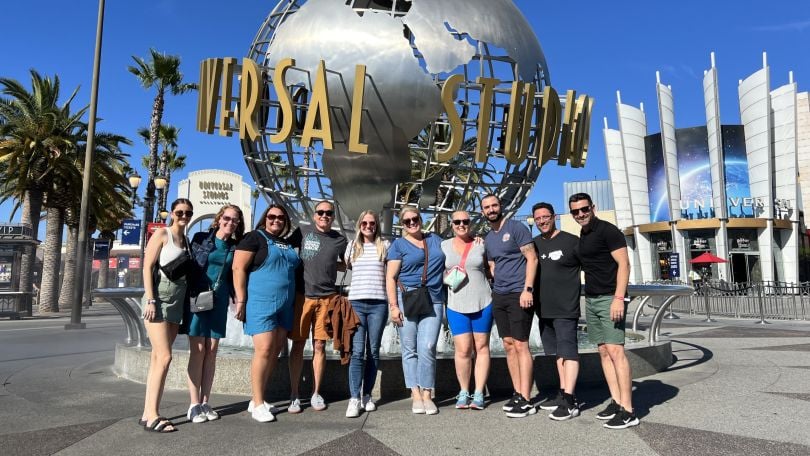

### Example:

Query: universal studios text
xmin=195 ymin=57 xmax=593 ymax=168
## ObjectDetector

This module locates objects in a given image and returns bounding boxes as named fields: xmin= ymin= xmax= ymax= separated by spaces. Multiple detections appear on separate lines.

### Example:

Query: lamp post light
xmin=526 ymin=215 xmax=535 ymax=235
xmin=159 ymin=208 xmax=169 ymax=222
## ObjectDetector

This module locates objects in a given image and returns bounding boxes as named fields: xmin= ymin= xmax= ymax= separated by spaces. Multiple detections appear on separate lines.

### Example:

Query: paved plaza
xmin=1 ymin=302 xmax=809 ymax=455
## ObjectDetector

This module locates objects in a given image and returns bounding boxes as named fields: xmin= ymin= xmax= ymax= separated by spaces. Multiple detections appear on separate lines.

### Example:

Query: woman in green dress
xmin=185 ymin=204 xmax=245 ymax=423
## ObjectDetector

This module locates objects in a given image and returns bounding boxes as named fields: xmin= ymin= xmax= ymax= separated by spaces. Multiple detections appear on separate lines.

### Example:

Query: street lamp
xmin=159 ymin=208 xmax=169 ymax=222
xmin=526 ymin=215 xmax=535 ymax=235
xmin=154 ymin=175 xmax=167 ymax=191
xmin=128 ymin=171 xmax=141 ymax=207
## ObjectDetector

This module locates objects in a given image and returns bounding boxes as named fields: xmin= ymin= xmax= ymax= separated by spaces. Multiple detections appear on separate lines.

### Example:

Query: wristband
xmin=614 ymin=295 xmax=625 ymax=301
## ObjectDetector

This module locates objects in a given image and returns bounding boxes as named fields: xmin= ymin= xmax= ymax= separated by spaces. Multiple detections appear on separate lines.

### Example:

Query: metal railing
xmin=627 ymin=284 xmax=694 ymax=345
xmin=638 ymin=280 xmax=810 ymax=323
xmin=91 ymin=288 xmax=149 ymax=347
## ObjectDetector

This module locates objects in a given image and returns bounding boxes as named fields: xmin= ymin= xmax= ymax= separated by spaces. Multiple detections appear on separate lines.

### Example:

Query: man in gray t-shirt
xmin=482 ymin=194 xmax=538 ymax=418
xmin=287 ymin=201 xmax=347 ymax=413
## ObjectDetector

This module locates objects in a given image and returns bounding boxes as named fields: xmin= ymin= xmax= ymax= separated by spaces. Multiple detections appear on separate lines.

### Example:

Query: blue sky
xmin=2 ymin=0 xmax=809 ymax=231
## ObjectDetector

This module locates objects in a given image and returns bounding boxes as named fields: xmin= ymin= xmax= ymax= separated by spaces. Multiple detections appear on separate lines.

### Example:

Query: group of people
xmin=137 ymin=192 xmax=638 ymax=433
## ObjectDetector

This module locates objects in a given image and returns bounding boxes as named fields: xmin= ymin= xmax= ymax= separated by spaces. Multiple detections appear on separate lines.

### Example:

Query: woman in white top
xmin=440 ymin=210 xmax=492 ymax=410
xmin=344 ymin=210 xmax=389 ymax=418
xmin=139 ymin=198 xmax=194 ymax=433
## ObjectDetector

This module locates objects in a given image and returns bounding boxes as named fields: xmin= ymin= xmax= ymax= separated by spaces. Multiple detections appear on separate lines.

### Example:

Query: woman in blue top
xmin=232 ymin=204 xmax=300 ymax=423
xmin=185 ymin=204 xmax=244 ymax=423
xmin=385 ymin=206 xmax=446 ymax=415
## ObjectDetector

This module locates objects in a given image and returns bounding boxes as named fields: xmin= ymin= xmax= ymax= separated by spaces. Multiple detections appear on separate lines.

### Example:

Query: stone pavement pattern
xmin=1 ymin=303 xmax=810 ymax=455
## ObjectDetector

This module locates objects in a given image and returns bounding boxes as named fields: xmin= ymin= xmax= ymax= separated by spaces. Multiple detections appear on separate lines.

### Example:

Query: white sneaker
xmin=311 ymin=393 xmax=327 ymax=411
xmin=247 ymin=400 xmax=272 ymax=413
xmin=201 ymin=403 xmax=220 ymax=421
xmin=251 ymin=402 xmax=276 ymax=423
xmin=187 ymin=404 xmax=208 ymax=423
xmin=362 ymin=394 xmax=377 ymax=412
xmin=288 ymin=397 xmax=302 ymax=414
xmin=346 ymin=397 xmax=362 ymax=418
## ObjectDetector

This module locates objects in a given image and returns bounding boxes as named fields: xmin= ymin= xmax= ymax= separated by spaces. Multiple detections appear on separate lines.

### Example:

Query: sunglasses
xmin=452 ymin=219 xmax=471 ymax=226
xmin=173 ymin=210 xmax=193 ymax=218
xmin=360 ymin=221 xmax=376 ymax=228
xmin=266 ymin=213 xmax=287 ymax=222
xmin=569 ymin=205 xmax=593 ymax=216
xmin=401 ymin=216 xmax=420 ymax=226
xmin=315 ymin=209 xmax=334 ymax=217
xmin=221 ymin=215 xmax=240 ymax=224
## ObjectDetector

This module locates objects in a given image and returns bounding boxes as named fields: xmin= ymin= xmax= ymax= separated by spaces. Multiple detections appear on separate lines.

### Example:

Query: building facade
xmin=604 ymin=53 xmax=810 ymax=284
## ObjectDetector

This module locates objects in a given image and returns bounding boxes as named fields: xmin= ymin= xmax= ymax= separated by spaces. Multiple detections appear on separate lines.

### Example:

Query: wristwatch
xmin=525 ymin=286 xmax=533 ymax=293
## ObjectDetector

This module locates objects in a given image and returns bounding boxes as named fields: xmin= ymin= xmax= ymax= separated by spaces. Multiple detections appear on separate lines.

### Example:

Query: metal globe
xmin=244 ymin=0 xmax=550 ymax=236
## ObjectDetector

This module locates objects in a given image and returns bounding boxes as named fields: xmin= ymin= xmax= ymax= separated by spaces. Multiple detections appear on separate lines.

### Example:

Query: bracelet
xmin=147 ymin=299 xmax=156 ymax=305
xmin=614 ymin=295 xmax=625 ymax=300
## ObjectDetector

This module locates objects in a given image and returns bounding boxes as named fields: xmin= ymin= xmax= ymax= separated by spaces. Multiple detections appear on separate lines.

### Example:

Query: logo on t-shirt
xmin=502 ymin=233 xmax=511 ymax=242
xmin=301 ymin=232 xmax=321 ymax=260
xmin=549 ymin=249 xmax=563 ymax=261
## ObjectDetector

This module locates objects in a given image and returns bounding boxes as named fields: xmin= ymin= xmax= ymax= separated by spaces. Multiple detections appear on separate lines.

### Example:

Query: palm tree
xmin=0 ymin=70 xmax=87 ymax=313
xmin=58 ymin=131 xmax=132 ymax=310
xmin=128 ymin=49 xmax=196 ymax=235
xmin=137 ymin=124 xmax=184 ymax=213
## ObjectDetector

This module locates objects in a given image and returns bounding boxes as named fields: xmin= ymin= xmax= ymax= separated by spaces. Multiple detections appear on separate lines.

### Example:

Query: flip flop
xmin=138 ymin=418 xmax=146 ymax=426
xmin=143 ymin=416 xmax=176 ymax=433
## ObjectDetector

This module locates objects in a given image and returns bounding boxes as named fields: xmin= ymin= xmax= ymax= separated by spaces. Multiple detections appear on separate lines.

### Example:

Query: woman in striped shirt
xmin=343 ymin=210 xmax=390 ymax=418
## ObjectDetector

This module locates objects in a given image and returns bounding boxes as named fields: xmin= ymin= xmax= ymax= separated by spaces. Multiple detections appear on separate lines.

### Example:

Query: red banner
xmin=146 ymin=222 xmax=166 ymax=244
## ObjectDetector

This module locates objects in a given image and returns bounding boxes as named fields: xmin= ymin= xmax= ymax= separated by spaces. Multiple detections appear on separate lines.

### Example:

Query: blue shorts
xmin=446 ymin=304 xmax=493 ymax=336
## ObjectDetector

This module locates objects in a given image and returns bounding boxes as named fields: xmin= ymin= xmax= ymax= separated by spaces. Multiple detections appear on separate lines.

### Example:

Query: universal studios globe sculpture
xmin=197 ymin=0 xmax=592 ymax=236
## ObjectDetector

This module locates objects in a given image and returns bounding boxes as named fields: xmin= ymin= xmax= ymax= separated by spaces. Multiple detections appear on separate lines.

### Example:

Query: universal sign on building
xmin=605 ymin=52 xmax=810 ymax=284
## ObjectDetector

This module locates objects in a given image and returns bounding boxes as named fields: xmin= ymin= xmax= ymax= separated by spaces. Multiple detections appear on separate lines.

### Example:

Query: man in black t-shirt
xmin=531 ymin=202 xmax=582 ymax=421
xmin=569 ymin=193 xmax=638 ymax=429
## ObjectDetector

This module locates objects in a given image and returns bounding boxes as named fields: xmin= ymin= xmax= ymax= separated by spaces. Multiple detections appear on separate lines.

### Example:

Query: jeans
xmin=349 ymin=299 xmax=388 ymax=398
xmin=398 ymin=290 xmax=444 ymax=389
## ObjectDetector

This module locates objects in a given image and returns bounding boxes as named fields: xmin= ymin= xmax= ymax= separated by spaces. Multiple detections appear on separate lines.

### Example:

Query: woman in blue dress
xmin=232 ymin=204 xmax=299 ymax=423
xmin=185 ymin=204 xmax=244 ymax=423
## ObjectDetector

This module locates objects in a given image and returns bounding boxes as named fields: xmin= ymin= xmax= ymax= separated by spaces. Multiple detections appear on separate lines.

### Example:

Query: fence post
xmin=755 ymin=282 xmax=770 ymax=325
xmin=702 ymin=282 xmax=716 ymax=323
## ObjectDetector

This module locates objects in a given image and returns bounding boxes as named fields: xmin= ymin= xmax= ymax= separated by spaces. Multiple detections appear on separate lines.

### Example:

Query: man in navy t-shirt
xmin=482 ymin=194 xmax=538 ymax=418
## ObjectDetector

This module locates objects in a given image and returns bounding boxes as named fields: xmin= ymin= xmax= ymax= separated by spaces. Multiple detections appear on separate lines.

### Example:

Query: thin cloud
xmin=752 ymin=19 xmax=810 ymax=32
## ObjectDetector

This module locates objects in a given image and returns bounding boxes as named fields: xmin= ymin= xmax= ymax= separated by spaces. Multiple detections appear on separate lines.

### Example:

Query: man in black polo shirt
xmin=531 ymin=202 xmax=582 ymax=421
xmin=569 ymin=193 xmax=638 ymax=429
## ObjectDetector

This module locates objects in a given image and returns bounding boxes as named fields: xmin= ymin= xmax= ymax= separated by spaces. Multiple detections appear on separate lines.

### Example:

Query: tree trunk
xmin=140 ymin=89 xmax=165 ymax=249
xmin=39 ymin=207 xmax=65 ymax=313
xmin=18 ymin=189 xmax=43 ymax=314
xmin=58 ymin=224 xmax=78 ymax=310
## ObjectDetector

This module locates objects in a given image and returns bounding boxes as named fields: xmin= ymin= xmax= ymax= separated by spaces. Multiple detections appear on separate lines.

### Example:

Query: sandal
xmin=138 ymin=418 xmax=146 ymax=426
xmin=143 ymin=416 xmax=176 ymax=433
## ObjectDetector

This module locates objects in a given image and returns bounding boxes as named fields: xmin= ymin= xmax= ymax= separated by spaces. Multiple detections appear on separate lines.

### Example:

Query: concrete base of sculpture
xmin=113 ymin=334 xmax=672 ymax=400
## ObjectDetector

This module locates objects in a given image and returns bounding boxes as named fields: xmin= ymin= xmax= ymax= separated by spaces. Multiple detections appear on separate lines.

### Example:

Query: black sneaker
xmin=595 ymin=399 xmax=621 ymax=420
xmin=502 ymin=392 xmax=521 ymax=412
xmin=603 ymin=407 xmax=639 ymax=429
xmin=505 ymin=396 xmax=537 ymax=418
xmin=549 ymin=397 xmax=580 ymax=421
xmin=538 ymin=391 xmax=564 ymax=411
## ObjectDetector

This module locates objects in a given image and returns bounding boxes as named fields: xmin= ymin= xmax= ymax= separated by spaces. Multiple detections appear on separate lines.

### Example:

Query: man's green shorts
xmin=585 ymin=294 xmax=626 ymax=345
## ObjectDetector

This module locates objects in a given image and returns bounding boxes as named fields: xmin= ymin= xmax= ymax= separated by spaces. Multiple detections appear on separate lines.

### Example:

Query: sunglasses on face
xmin=452 ymin=219 xmax=471 ymax=226
xmin=221 ymin=215 xmax=240 ymax=224
xmin=266 ymin=213 xmax=287 ymax=222
xmin=401 ymin=216 xmax=420 ymax=226
xmin=360 ymin=221 xmax=376 ymax=228
xmin=315 ymin=209 xmax=334 ymax=217
xmin=569 ymin=205 xmax=593 ymax=216
xmin=174 ymin=210 xmax=193 ymax=218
